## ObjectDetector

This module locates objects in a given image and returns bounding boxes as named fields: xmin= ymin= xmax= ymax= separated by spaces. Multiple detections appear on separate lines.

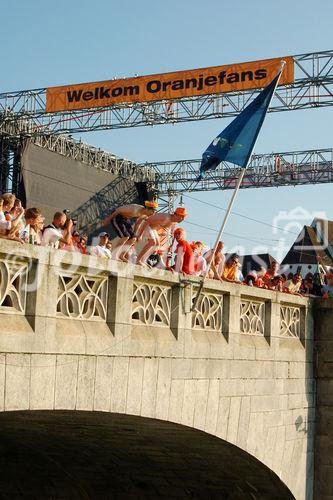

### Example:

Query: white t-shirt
xmin=41 ymin=225 xmax=63 ymax=249
xmin=90 ymin=245 xmax=112 ymax=259
xmin=0 ymin=210 xmax=11 ymax=232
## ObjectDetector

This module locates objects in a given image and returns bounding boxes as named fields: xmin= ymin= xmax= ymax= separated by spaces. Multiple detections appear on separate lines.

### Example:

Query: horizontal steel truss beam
xmin=0 ymin=50 xmax=332 ymax=134
xmin=144 ymin=148 xmax=333 ymax=194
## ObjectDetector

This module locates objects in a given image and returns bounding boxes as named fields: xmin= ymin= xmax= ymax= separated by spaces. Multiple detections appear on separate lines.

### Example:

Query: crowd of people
xmin=1 ymin=192 xmax=333 ymax=299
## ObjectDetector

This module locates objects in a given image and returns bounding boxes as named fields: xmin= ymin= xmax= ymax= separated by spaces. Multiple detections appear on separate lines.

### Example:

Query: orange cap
xmin=174 ymin=207 xmax=187 ymax=217
xmin=144 ymin=200 xmax=158 ymax=209
xmin=174 ymin=227 xmax=185 ymax=237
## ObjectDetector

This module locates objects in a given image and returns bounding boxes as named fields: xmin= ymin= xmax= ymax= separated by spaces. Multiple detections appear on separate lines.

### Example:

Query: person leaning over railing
xmin=222 ymin=254 xmax=242 ymax=284
xmin=19 ymin=207 xmax=45 ymax=245
xmin=283 ymin=273 xmax=302 ymax=295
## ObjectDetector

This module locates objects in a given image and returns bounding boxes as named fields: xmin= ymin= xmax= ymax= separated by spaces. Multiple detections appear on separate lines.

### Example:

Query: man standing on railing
xmin=103 ymin=201 xmax=158 ymax=261
xmin=135 ymin=207 xmax=188 ymax=267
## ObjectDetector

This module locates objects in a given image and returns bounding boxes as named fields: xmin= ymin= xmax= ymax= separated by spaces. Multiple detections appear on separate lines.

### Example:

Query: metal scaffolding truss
xmin=71 ymin=176 xmax=138 ymax=236
xmin=0 ymin=50 xmax=333 ymax=134
xmin=67 ymin=148 xmax=333 ymax=232
xmin=31 ymin=134 xmax=155 ymax=182
xmin=0 ymin=117 xmax=155 ymax=184
xmin=0 ymin=134 xmax=22 ymax=195
xmin=146 ymin=148 xmax=333 ymax=195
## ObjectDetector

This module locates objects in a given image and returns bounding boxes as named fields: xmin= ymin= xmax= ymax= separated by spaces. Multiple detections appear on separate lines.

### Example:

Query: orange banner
xmin=46 ymin=56 xmax=294 ymax=113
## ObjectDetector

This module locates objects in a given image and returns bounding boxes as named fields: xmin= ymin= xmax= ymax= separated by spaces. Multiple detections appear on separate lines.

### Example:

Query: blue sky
xmin=1 ymin=0 xmax=332 ymax=258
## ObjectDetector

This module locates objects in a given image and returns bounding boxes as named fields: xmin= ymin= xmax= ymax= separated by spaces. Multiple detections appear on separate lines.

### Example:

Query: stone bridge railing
xmin=0 ymin=239 xmax=310 ymax=348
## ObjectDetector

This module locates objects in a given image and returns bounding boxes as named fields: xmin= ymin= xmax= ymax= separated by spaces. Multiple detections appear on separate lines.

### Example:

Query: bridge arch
xmin=0 ymin=410 xmax=294 ymax=499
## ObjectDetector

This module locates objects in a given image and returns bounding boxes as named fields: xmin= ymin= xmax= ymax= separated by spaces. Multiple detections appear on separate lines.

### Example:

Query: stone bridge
xmin=0 ymin=240 xmax=316 ymax=499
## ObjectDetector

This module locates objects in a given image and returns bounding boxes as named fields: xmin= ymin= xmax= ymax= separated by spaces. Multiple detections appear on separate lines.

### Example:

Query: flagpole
xmin=191 ymin=168 xmax=246 ymax=311
xmin=191 ymin=61 xmax=286 ymax=312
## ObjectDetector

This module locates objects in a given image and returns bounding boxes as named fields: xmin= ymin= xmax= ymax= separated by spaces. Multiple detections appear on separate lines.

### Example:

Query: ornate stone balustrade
xmin=132 ymin=281 xmax=172 ymax=327
xmin=240 ymin=298 xmax=265 ymax=336
xmin=0 ymin=239 xmax=311 ymax=351
xmin=280 ymin=304 xmax=302 ymax=339
xmin=0 ymin=258 xmax=28 ymax=314
xmin=57 ymin=273 xmax=108 ymax=321
xmin=192 ymin=292 xmax=223 ymax=331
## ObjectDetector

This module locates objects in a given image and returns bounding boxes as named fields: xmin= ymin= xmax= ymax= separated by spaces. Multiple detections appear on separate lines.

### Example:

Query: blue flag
xmin=199 ymin=72 xmax=281 ymax=178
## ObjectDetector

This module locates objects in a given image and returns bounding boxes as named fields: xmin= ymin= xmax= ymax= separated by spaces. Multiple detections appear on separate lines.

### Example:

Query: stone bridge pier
xmin=0 ymin=240 xmax=316 ymax=498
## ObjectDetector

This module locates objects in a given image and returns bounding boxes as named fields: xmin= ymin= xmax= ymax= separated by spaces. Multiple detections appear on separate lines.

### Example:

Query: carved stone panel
xmin=132 ymin=282 xmax=171 ymax=326
xmin=240 ymin=299 xmax=265 ymax=335
xmin=0 ymin=259 xmax=28 ymax=314
xmin=57 ymin=273 xmax=108 ymax=320
xmin=280 ymin=305 xmax=301 ymax=338
xmin=192 ymin=293 xmax=223 ymax=331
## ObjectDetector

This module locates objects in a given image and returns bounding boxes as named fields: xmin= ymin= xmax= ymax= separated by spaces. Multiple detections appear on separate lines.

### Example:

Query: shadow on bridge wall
xmin=0 ymin=410 xmax=294 ymax=500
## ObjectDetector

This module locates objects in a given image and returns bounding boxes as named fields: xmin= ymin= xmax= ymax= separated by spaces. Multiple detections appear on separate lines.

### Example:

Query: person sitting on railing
xmin=136 ymin=207 xmax=187 ymax=267
xmin=103 ymin=201 xmax=158 ymax=262
xmin=222 ymin=254 xmax=242 ymax=283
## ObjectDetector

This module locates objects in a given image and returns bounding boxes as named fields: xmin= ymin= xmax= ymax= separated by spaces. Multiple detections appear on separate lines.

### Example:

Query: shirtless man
xmin=103 ymin=200 xmax=158 ymax=261
xmin=135 ymin=207 xmax=187 ymax=266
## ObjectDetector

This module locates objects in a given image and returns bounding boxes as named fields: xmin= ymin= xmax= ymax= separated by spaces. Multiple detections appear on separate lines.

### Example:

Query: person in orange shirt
xmin=263 ymin=261 xmax=279 ymax=286
xmin=173 ymin=228 xmax=196 ymax=275
xmin=222 ymin=254 xmax=241 ymax=283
